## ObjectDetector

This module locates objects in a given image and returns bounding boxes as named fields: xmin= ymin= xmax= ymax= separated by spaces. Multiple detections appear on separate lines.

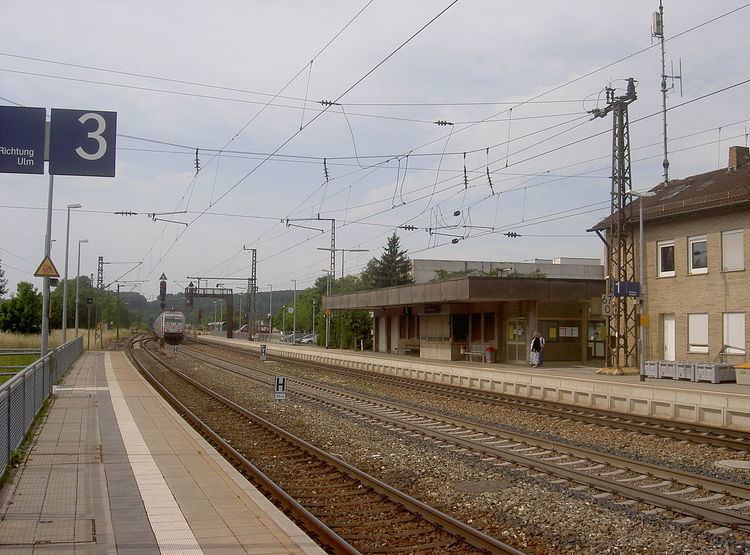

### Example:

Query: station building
xmin=323 ymin=258 xmax=606 ymax=365
xmin=592 ymin=145 xmax=750 ymax=365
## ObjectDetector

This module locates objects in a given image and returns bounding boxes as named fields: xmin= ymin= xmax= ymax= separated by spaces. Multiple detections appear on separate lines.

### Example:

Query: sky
xmin=1 ymin=1 xmax=749 ymax=300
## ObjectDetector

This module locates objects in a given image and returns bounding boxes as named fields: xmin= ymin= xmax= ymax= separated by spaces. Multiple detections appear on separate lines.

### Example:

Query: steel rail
xmin=190 ymin=337 xmax=750 ymax=450
xmin=126 ymin=337 xmax=359 ymax=555
xmin=180 ymin=342 xmax=750 ymax=533
xmin=135 ymin=337 xmax=524 ymax=555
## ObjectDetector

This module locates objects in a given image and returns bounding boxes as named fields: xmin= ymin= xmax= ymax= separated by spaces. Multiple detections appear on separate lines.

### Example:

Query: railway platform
xmin=0 ymin=351 xmax=324 ymax=554
xmin=199 ymin=336 xmax=750 ymax=433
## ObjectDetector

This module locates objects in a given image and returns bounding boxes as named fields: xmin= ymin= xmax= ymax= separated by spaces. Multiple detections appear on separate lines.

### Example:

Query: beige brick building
xmin=606 ymin=146 xmax=750 ymax=365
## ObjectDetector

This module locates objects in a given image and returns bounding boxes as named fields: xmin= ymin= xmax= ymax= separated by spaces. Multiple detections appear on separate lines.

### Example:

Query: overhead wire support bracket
xmin=148 ymin=210 xmax=188 ymax=226
xmin=284 ymin=220 xmax=326 ymax=234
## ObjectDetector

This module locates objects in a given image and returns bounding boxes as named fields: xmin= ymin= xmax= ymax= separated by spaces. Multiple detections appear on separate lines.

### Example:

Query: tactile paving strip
xmin=105 ymin=353 xmax=204 ymax=555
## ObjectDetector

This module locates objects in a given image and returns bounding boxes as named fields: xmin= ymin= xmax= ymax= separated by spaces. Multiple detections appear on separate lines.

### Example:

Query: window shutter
xmin=723 ymin=312 xmax=746 ymax=354
xmin=688 ymin=313 xmax=708 ymax=353
xmin=722 ymin=230 xmax=744 ymax=271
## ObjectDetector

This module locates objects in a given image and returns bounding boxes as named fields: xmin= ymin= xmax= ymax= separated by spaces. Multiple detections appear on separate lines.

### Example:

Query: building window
xmin=484 ymin=312 xmax=496 ymax=340
xmin=657 ymin=240 xmax=675 ymax=277
xmin=452 ymin=314 xmax=469 ymax=342
xmin=471 ymin=313 xmax=482 ymax=342
xmin=687 ymin=313 xmax=708 ymax=354
xmin=688 ymin=236 xmax=708 ymax=274
xmin=722 ymin=312 xmax=746 ymax=355
xmin=722 ymin=229 xmax=744 ymax=271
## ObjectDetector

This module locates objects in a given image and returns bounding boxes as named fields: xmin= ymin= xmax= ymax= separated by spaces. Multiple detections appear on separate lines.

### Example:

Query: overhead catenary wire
xmin=2 ymin=67 xmax=590 ymax=127
xmin=133 ymin=0 xmax=378 ymax=278
xmin=0 ymin=125 xmax=746 ymax=228
xmin=139 ymin=0 xmax=460 ymax=280
xmin=6 ymin=4 xmax=747 ymax=292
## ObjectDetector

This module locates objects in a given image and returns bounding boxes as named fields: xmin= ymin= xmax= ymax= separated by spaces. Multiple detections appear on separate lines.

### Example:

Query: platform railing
xmin=0 ymin=336 xmax=83 ymax=474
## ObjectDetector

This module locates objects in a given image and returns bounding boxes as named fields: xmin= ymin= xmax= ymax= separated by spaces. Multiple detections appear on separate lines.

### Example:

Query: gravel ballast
xmin=148 ymin=345 xmax=750 ymax=554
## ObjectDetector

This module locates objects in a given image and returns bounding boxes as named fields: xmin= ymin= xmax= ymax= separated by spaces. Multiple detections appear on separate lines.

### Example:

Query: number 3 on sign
xmin=49 ymin=108 xmax=117 ymax=177
xmin=75 ymin=113 xmax=107 ymax=161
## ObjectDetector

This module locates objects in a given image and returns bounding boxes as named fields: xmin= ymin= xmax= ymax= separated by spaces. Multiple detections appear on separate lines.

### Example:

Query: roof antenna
xmin=652 ymin=0 xmax=683 ymax=185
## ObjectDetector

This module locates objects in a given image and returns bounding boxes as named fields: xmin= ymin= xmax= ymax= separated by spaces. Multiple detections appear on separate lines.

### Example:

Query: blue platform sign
xmin=612 ymin=281 xmax=641 ymax=298
xmin=0 ymin=106 xmax=46 ymax=174
xmin=49 ymin=108 xmax=117 ymax=177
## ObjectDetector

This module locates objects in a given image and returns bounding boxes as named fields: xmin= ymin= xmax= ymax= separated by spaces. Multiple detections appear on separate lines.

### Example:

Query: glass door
xmin=587 ymin=322 xmax=606 ymax=360
xmin=506 ymin=318 xmax=527 ymax=361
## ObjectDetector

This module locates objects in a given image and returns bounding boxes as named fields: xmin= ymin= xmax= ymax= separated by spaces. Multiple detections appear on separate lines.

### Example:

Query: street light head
xmin=630 ymin=190 xmax=657 ymax=198
xmin=79 ymin=239 xmax=89 ymax=244
xmin=68 ymin=203 xmax=82 ymax=209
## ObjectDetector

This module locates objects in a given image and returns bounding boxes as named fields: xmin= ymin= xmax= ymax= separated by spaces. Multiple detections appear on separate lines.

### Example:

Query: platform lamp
xmin=267 ymin=284 xmax=273 ymax=332
xmin=62 ymin=203 xmax=82 ymax=344
xmin=321 ymin=269 xmax=334 ymax=348
xmin=292 ymin=279 xmax=297 ymax=345
xmin=74 ymin=239 xmax=89 ymax=338
xmin=630 ymin=190 xmax=656 ymax=382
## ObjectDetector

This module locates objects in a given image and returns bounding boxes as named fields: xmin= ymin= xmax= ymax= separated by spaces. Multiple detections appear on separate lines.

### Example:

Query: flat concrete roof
xmin=323 ymin=276 xmax=605 ymax=311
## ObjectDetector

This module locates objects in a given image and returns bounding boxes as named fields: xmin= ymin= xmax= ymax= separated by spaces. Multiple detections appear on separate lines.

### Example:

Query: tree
xmin=0 ymin=259 xmax=7 ymax=299
xmin=0 ymin=282 xmax=43 ymax=333
xmin=361 ymin=232 xmax=413 ymax=289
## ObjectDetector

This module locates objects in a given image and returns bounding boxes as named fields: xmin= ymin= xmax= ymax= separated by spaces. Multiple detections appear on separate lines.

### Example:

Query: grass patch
xmin=0 ymin=329 xmax=126 ymax=352
xmin=0 ymin=354 xmax=38 ymax=367
xmin=0 ymin=354 xmax=38 ymax=384
xmin=0 ymin=396 xmax=54 ymax=486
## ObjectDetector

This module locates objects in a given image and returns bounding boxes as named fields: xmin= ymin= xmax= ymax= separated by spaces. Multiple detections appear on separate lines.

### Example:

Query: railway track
xmin=190 ymin=337 xmax=750 ymax=451
xmin=179 ymin=341 xmax=750 ymax=539
xmin=129 ymin=336 xmax=522 ymax=555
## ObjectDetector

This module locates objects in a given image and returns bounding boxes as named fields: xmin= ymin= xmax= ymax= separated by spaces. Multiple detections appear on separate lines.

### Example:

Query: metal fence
xmin=0 ymin=337 xmax=83 ymax=474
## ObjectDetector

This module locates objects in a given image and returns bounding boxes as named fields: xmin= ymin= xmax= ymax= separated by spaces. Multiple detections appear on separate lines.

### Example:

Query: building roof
xmin=591 ymin=163 xmax=750 ymax=231
xmin=322 ymin=276 xmax=604 ymax=311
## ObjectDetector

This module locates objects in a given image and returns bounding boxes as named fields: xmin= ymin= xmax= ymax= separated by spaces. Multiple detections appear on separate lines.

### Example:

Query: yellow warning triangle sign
xmin=34 ymin=256 xmax=60 ymax=278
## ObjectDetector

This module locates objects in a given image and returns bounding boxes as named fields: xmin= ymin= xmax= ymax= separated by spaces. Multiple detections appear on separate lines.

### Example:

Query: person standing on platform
xmin=529 ymin=331 xmax=545 ymax=368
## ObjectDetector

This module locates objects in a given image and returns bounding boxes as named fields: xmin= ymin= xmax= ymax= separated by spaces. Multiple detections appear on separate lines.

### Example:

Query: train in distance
xmin=153 ymin=310 xmax=186 ymax=345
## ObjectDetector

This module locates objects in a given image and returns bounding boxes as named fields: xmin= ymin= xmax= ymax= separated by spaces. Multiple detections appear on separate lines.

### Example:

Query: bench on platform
xmin=464 ymin=350 xmax=485 ymax=362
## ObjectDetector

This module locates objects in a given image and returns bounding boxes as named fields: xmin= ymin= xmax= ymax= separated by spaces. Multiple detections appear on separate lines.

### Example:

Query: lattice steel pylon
xmin=245 ymin=248 xmax=257 ymax=340
xmin=590 ymin=78 xmax=638 ymax=370
xmin=97 ymin=256 xmax=104 ymax=290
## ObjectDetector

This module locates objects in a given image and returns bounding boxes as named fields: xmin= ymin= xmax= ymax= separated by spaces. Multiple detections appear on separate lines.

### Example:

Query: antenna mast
xmin=652 ymin=1 xmax=682 ymax=185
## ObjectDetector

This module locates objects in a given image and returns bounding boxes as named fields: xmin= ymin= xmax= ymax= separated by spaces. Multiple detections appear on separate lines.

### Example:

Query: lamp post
xmin=631 ymin=190 xmax=656 ymax=382
xmin=267 ymin=283 xmax=273 ymax=330
xmin=282 ymin=305 xmax=286 ymax=337
xmin=292 ymin=279 xmax=297 ymax=344
xmin=321 ymin=269 xmax=333 ymax=348
xmin=216 ymin=284 xmax=224 ymax=329
xmin=61 ymin=203 xmax=82 ymax=344
xmin=312 ymin=300 xmax=317 ymax=340
xmin=74 ymin=239 xmax=88 ymax=338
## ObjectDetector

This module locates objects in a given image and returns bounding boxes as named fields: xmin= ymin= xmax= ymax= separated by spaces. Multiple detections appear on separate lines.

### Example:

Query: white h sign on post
xmin=260 ymin=344 xmax=267 ymax=361
xmin=274 ymin=376 xmax=286 ymax=401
